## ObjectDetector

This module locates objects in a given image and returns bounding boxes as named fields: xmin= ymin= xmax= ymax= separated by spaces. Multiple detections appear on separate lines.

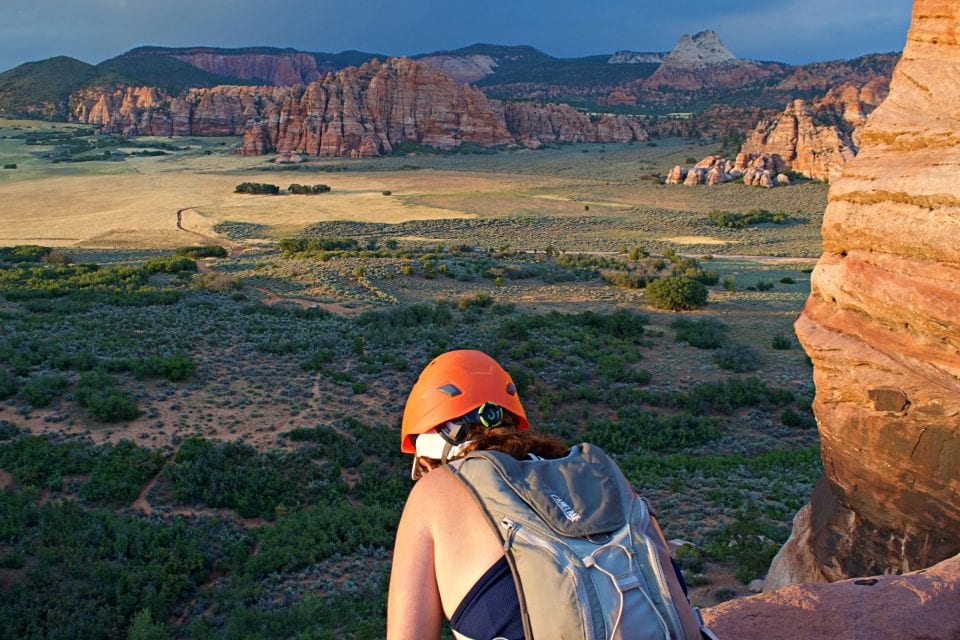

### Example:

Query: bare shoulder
xmin=405 ymin=466 xmax=468 ymax=517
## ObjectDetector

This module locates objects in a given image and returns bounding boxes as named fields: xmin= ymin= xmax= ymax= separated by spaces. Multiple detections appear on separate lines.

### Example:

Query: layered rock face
xmin=240 ymin=58 xmax=515 ymax=157
xmin=167 ymin=50 xmax=326 ymax=85
xmin=71 ymin=84 xmax=273 ymax=137
xmin=417 ymin=54 xmax=498 ymax=84
xmin=786 ymin=0 xmax=960 ymax=582
xmin=501 ymin=102 xmax=647 ymax=147
xmin=741 ymin=99 xmax=857 ymax=181
xmin=70 ymin=58 xmax=650 ymax=156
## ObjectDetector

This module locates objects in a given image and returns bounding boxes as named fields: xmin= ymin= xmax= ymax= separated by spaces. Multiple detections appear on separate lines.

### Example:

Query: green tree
xmin=645 ymin=277 xmax=708 ymax=311
xmin=127 ymin=608 xmax=170 ymax=640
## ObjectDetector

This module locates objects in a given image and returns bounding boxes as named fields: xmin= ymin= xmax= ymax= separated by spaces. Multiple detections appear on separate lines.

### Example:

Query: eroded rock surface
xmin=787 ymin=0 xmax=960 ymax=582
xmin=704 ymin=553 xmax=960 ymax=640
xmin=71 ymin=58 xmax=651 ymax=156
xmin=741 ymin=99 xmax=857 ymax=181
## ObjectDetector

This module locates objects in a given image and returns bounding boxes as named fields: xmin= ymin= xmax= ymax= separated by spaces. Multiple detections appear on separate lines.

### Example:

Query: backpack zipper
xmin=501 ymin=518 xmax=595 ymax=640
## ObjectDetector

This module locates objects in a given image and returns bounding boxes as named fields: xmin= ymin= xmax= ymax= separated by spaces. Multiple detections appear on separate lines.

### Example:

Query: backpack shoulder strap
xmin=451 ymin=444 xmax=629 ymax=537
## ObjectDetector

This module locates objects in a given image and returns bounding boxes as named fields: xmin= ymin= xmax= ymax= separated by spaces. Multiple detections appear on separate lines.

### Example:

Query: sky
xmin=0 ymin=0 xmax=914 ymax=73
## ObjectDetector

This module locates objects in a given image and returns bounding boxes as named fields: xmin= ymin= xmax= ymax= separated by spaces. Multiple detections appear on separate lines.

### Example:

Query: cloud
xmin=0 ymin=0 xmax=913 ymax=72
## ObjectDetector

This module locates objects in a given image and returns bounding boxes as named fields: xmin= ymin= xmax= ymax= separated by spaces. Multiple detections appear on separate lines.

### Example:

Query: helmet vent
xmin=506 ymin=382 xmax=516 ymax=395
xmin=437 ymin=384 xmax=462 ymax=397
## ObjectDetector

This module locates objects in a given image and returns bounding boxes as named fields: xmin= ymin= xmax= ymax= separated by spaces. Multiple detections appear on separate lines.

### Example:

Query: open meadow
xmin=0 ymin=119 xmax=826 ymax=637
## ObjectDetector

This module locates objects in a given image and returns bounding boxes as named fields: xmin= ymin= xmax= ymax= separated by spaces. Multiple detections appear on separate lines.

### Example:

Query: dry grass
xmin=0 ymin=128 xmax=828 ymax=254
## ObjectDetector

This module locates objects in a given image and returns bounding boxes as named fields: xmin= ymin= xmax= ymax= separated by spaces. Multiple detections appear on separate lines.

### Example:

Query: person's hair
xmin=462 ymin=425 xmax=569 ymax=460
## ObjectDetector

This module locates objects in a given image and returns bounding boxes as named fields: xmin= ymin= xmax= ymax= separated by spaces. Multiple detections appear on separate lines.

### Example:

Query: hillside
xmin=0 ymin=56 xmax=94 ymax=119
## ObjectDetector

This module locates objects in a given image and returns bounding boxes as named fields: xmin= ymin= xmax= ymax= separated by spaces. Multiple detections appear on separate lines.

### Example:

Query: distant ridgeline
xmin=0 ymin=36 xmax=898 ymax=161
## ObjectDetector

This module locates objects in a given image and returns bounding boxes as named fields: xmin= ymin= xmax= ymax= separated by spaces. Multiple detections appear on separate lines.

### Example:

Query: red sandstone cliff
xmin=70 ymin=58 xmax=651 ymax=156
xmin=740 ymin=99 xmax=858 ymax=181
xmin=770 ymin=0 xmax=960 ymax=585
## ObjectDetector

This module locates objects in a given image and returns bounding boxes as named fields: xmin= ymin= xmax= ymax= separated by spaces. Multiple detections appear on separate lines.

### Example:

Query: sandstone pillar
xmin=779 ymin=0 xmax=960 ymax=583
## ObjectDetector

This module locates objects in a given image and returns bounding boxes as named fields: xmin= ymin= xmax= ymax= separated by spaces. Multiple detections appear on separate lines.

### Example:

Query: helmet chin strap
xmin=412 ymin=432 xmax=475 ymax=480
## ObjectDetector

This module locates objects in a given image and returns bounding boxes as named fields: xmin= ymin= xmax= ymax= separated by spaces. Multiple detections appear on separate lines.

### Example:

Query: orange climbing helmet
xmin=401 ymin=349 xmax=529 ymax=454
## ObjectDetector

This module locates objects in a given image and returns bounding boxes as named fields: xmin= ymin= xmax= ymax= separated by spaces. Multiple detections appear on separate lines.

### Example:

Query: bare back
xmin=387 ymin=465 xmax=506 ymax=639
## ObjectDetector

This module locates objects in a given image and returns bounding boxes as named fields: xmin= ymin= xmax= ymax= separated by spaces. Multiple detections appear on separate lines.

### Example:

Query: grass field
xmin=0 ymin=121 xmax=827 ymax=256
xmin=0 ymin=121 xmax=826 ymax=636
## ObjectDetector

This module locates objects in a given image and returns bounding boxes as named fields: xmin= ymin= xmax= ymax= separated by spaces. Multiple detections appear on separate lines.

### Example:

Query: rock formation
xmin=776 ymin=53 xmax=900 ymax=92
xmin=166 ymin=50 xmax=326 ymax=85
xmin=417 ymin=54 xmax=498 ymax=84
xmin=70 ymin=58 xmax=651 ymax=156
xmin=665 ymin=152 xmax=789 ymax=188
xmin=642 ymin=31 xmax=784 ymax=91
xmin=704 ymin=552 xmax=960 ymax=640
xmin=774 ymin=0 xmax=960 ymax=585
xmin=501 ymin=102 xmax=647 ymax=147
xmin=607 ymin=51 xmax=666 ymax=64
xmin=741 ymin=99 xmax=857 ymax=181
xmin=662 ymin=30 xmax=737 ymax=67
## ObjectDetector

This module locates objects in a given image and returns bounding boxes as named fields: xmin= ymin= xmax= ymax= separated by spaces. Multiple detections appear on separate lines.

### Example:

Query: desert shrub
xmin=75 ymin=370 xmax=140 ymax=422
xmin=22 ymin=374 xmax=68 ymax=407
xmin=713 ymin=345 xmax=760 ymax=372
xmin=646 ymin=277 xmax=708 ymax=311
xmin=647 ymin=376 xmax=793 ymax=415
xmin=722 ymin=277 xmax=735 ymax=291
xmin=771 ymin=333 xmax=793 ymax=349
xmin=142 ymin=256 xmax=197 ymax=274
xmin=79 ymin=440 xmax=162 ymax=506
xmin=84 ymin=389 xmax=140 ymax=422
xmin=382 ymin=190 xmax=392 ymax=196
xmin=3 ymin=163 xmax=16 ymax=169
xmin=600 ymin=270 xmax=647 ymax=289
xmin=126 ymin=609 xmax=170 ymax=640
xmin=174 ymin=245 xmax=227 ymax=258
xmin=458 ymin=292 xmax=494 ymax=310
xmin=42 ymin=250 xmax=72 ymax=265
xmin=707 ymin=209 xmax=788 ymax=228
xmin=190 ymin=272 xmax=241 ymax=291
xmin=212 ymin=220 xmax=268 ymax=240
xmin=705 ymin=511 xmax=786 ymax=583
xmin=669 ymin=256 xmax=718 ymax=285
xmin=163 ymin=438 xmax=343 ymax=519
xmin=0 ymin=369 xmax=18 ymax=400
xmin=287 ymin=183 xmax=331 ymax=194
xmin=671 ymin=317 xmax=727 ymax=349
xmin=0 ymin=245 xmax=52 ymax=263
xmin=779 ymin=276 xmax=795 ymax=284
xmin=134 ymin=353 xmax=196 ymax=381
xmin=278 ymin=237 xmax=359 ymax=254
xmin=750 ymin=281 xmax=775 ymax=292
xmin=234 ymin=182 xmax=279 ymax=195
xmin=300 ymin=348 xmax=335 ymax=372
xmin=585 ymin=412 xmax=722 ymax=453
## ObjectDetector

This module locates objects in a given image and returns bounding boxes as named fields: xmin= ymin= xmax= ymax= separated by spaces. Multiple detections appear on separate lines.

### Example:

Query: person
xmin=387 ymin=349 xmax=566 ymax=640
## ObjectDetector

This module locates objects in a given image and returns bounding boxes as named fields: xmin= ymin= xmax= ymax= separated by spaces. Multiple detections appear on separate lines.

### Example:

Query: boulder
xmin=665 ymin=165 xmax=687 ymax=184
xmin=704 ymin=553 xmax=960 ymax=640
xmin=683 ymin=167 xmax=707 ymax=185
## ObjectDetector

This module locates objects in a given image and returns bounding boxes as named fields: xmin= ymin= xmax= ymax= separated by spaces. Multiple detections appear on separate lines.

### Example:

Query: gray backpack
xmin=449 ymin=443 xmax=716 ymax=640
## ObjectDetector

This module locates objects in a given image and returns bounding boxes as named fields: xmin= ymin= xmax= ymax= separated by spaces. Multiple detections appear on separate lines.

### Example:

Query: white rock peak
xmin=663 ymin=30 xmax=737 ymax=67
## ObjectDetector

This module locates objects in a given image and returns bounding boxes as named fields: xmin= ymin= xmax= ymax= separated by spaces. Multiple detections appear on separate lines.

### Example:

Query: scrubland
xmin=0 ymin=119 xmax=825 ymax=637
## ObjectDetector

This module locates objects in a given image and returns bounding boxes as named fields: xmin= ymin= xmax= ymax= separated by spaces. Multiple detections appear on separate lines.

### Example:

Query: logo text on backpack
xmin=550 ymin=494 xmax=582 ymax=522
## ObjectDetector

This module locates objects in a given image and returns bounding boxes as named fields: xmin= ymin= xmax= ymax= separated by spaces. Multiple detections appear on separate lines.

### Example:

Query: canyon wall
xmin=776 ymin=0 xmax=960 ymax=584
xmin=740 ymin=99 xmax=857 ymax=181
xmin=70 ymin=58 xmax=650 ymax=156
xmin=740 ymin=77 xmax=889 ymax=181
